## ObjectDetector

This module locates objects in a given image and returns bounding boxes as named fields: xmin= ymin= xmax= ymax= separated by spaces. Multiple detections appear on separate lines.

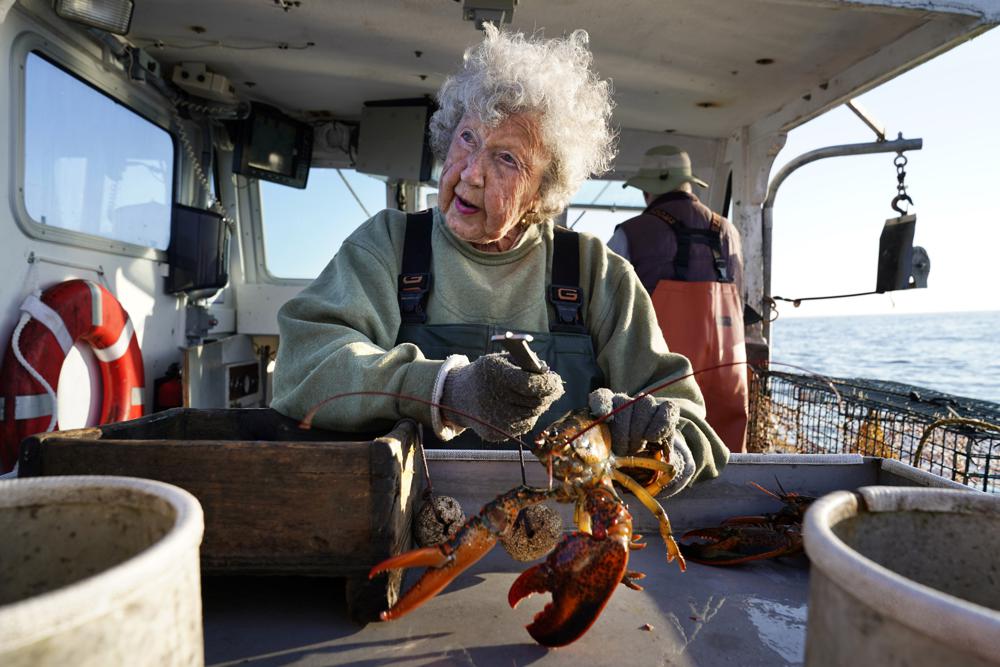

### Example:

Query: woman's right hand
xmin=440 ymin=353 xmax=565 ymax=441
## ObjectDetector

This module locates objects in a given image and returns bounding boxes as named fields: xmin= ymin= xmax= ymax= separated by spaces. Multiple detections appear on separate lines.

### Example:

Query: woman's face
xmin=438 ymin=112 xmax=550 ymax=251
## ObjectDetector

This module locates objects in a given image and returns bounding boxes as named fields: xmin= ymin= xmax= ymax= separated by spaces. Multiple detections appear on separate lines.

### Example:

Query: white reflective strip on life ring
xmin=93 ymin=318 xmax=135 ymax=363
xmin=20 ymin=294 xmax=73 ymax=355
xmin=14 ymin=393 xmax=54 ymax=420
xmin=86 ymin=281 xmax=103 ymax=327
xmin=131 ymin=386 xmax=144 ymax=406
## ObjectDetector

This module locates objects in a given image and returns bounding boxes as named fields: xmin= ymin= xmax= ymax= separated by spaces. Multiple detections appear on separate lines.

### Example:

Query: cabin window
xmin=259 ymin=168 xmax=386 ymax=279
xmin=22 ymin=52 xmax=174 ymax=250
xmin=564 ymin=179 xmax=645 ymax=239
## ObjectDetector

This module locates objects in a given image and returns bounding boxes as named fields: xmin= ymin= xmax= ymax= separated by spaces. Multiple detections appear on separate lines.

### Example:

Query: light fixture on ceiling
xmin=54 ymin=0 xmax=134 ymax=36
xmin=462 ymin=0 xmax=517 ymax=30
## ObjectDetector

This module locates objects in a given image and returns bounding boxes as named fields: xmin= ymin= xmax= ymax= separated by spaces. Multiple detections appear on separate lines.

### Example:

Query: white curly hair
xmin=429 ymin=25 xmax=616 ymax=220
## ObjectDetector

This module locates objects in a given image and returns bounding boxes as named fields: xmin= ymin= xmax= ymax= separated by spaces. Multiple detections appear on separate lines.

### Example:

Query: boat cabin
xmin=0 ymin=0 xmax=996 ymax=445
xmin=2 ymin=1 xmax=999 ymax=665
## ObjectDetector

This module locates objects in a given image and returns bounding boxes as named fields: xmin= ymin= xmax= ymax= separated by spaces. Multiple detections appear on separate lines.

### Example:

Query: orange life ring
xmin=0 ymin=279 xmax=145 ymax=471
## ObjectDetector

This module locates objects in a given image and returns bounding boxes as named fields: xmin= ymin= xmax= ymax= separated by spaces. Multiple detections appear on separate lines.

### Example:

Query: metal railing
xmin=747 ymin=370 xmax=1000 ymax=493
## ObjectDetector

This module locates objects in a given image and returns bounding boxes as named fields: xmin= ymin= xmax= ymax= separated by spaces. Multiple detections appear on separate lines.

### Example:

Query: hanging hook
xmin=891 ymin=193 xmax=914 ymax=215
xmin=891 ymin=141 xmax=914 ymax=215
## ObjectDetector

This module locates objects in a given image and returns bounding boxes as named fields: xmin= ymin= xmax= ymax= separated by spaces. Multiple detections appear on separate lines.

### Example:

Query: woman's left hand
xmin=588 ymin=388 xmax=679 ymax=456
xmin=589 ymin=388 xmax=696 ymax=496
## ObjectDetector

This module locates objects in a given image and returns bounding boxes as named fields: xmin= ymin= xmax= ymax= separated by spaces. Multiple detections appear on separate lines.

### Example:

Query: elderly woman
xmin=272 ymin=26 xmax=728 ymax=496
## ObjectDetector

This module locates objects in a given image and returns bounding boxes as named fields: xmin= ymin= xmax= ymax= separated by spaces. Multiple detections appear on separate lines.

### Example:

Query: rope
xmin=771 ymin=290 xmax=878 ymax=306
xmin=11 ymin=311 xmax=58 ymax=433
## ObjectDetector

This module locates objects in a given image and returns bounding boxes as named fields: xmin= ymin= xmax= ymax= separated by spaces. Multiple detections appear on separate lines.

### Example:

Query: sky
xmin=769 ymin=25 xmax=1000 ymax=319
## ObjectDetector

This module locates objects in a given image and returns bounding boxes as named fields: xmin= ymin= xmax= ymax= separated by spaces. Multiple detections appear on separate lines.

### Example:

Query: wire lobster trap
xmin=747 ymin=370 xmax=1000 ymax=493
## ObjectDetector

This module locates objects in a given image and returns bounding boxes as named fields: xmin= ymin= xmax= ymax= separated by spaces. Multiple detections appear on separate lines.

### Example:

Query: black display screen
xmin=233 ymin=103 xmax=313 ymax=188
xmin=166 ymin=204 xmax=229 ymax=295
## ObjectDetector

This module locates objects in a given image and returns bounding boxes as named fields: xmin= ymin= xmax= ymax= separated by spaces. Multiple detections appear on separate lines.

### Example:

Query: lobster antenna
xmin=517 ymin=441 xmax=528 ymax=486
xmin=416 ymin=422 xmax=435 ymax=498
xmin=414 ymin=422 xmax=456 ymax=529
xmin=765 ymin=360 xmax=845 ymax=412
xmin=563 ymin=358 xmax=843 ymax=448
xmin=748 ymin=481 xmax=781 ymax=499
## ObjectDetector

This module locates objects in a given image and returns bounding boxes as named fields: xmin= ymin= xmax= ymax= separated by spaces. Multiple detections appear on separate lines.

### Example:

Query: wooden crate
xmin=18 ymin=408 xmax=421 ymax=622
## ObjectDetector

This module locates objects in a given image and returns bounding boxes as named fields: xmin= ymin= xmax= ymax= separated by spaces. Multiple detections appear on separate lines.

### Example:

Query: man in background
xmin=609 ymin=145 xmax=749 ymax=452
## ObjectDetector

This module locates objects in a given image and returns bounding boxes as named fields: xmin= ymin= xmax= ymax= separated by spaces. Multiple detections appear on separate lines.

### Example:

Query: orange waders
xmin=650 ymin=279 xmax=747 ymax=452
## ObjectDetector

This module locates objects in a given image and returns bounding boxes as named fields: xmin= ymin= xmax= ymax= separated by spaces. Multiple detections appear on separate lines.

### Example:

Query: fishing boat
xmin=1 ymin=1 xmax=998 ymax=664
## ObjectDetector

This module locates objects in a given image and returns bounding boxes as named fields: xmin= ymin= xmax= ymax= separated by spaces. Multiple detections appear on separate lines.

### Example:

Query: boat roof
xmin=128 ymin=0 xmax=1000 ymax=140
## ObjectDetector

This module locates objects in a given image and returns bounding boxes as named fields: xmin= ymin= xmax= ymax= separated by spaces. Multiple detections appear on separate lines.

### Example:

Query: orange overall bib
xmin=650 ymin=279 xmax=747 ymax=452
xmin=639 ymin=207 xmax=748 ymax=452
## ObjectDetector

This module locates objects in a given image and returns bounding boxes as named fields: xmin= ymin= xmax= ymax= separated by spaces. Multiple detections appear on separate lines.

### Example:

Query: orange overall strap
xmin=650 ymin=280 xmax=748 ymax=453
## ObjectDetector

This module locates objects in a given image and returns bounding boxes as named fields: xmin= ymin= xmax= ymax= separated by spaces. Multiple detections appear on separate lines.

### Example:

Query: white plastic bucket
xmin=0 ymin=476 xmax=205 ymax=667
xmin=803 ymin=486 xmax=1000 ymax=666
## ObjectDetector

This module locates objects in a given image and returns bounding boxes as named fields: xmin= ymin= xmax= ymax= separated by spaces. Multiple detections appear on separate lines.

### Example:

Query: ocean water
xmin=768 ymin=310 xmax=1000 ymax=405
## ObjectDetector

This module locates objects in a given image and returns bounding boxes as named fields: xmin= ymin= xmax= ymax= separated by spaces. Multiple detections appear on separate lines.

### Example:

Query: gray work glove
xmin=440 ymin=354 xmax=565 ymax=441
xmin=588 ymin=389 xmax=680 ymax=456
xmin=589 ymin=388 xmax=695 ymax=497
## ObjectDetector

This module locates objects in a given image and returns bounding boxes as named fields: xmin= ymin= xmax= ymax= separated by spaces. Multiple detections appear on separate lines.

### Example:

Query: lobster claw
xmin=369 ymin=521 xmax=498 ymax=621
xmin=678 ymin=525 xmax=802 ymax=566
xmin=507 ymin=531 xmax=628 ymax=647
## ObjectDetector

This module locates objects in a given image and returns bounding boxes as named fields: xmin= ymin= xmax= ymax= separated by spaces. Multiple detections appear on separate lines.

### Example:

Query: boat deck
xmin=203 ymin=549 xmax=809 ymax=666
xmin=200 ymin=454 xmax=967 ymax=666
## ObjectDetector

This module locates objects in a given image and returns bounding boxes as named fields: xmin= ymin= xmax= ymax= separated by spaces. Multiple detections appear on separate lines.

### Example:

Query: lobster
xmin=365 ymin=408 xmax=687 ymax=647
xmin=677 ymin=481 xmax=814 ymax=566
xmin=301 ymin=359 xmax=773 ymax=645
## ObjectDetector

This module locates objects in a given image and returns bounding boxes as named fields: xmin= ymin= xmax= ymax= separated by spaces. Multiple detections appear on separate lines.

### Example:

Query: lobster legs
xmin=370 ymin=486 xmax=556 ymax=621
xmin=611 ymin=470 xmax=686 ymax=572
xmin=614 ymin=454 xmax=677 ymax=497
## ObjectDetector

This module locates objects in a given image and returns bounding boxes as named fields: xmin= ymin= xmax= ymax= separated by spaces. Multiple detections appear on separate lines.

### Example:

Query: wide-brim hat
xmin=623 ymin=145 xmax=709 ymax=195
